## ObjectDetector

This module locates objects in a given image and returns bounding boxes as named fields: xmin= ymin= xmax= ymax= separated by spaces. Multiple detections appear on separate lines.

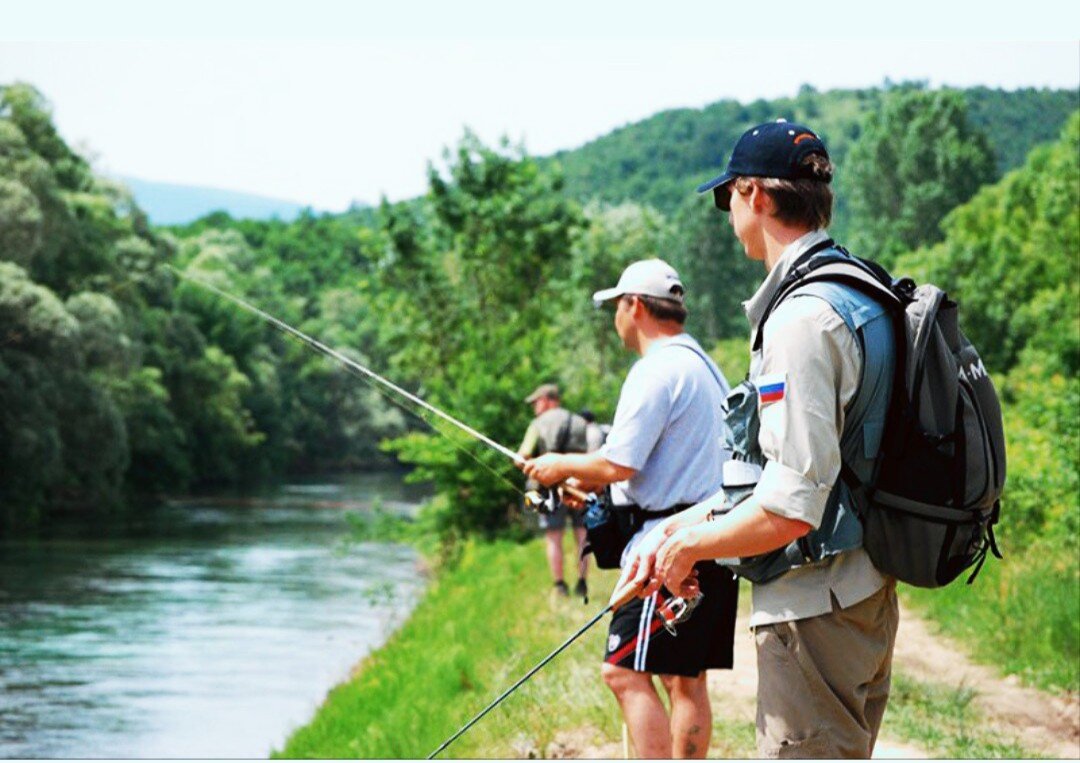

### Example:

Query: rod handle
xmin=559 ymin=482 xmax=590 ymax=502
xmin=607 ymin=577 xmax=643 ymax=611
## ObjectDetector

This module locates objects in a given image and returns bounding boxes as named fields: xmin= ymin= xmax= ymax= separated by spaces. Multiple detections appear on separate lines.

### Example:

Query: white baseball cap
xmin=592 ymin=259 xmax=685 ymax=306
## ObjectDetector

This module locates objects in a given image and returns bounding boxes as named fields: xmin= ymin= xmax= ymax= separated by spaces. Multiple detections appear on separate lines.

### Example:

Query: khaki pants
xmin=754 ymin=582 xmax=899 ymax=759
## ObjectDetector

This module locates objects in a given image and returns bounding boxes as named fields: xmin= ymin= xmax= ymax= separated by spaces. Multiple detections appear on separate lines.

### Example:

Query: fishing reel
xmin=656 ymin=592 xmax=704 ymax=636
xmin=524 ymin=488 xmax=558 ymax=515
xmin=524 ymin=486 xmax=598 ymax=515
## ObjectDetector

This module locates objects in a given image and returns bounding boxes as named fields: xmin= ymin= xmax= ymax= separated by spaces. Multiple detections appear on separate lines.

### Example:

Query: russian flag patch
xmin=758 ymin=372 xmax=786 ymax=404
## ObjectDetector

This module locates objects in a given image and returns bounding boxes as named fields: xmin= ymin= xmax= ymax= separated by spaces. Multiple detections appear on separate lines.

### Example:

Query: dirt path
xmin=892 ymin=602 xmax=1080 ymax=759
xmin=559 ymin=601 xmax=1079 ymax=759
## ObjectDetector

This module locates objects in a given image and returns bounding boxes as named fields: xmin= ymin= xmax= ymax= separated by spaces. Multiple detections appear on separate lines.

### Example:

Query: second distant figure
xmin=518 ymin=383 xmax=591 ymax=601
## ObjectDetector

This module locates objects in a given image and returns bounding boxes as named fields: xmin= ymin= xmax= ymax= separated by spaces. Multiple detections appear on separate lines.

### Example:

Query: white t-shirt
xmin=598 ymin=333 xmax=731 ymax=566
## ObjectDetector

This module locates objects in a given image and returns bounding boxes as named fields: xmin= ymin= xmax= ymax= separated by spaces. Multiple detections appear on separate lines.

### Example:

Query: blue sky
xmin=2 ymin=0 xmax=1078 ymax=210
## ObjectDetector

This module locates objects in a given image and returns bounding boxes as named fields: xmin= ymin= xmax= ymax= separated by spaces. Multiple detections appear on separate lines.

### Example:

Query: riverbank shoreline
xmin=274 ymin=538 xmax=625 ymax=758
xmin=0 ymin=473 xmax=425 ymax=759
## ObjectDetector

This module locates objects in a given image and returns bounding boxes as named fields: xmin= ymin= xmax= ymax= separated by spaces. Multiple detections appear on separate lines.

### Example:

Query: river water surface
xmin=0 ymin=472 xmax=427 ymax=758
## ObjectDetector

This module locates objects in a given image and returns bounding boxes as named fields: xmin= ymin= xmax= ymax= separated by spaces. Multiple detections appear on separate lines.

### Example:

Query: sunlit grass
xmin=278 ymin=535 xmax=1064 ymax=759
xmin=902 ymin=546 xmax=1079 ymax=693
xmin=884 ymin=672 xmax=1036 ymax=758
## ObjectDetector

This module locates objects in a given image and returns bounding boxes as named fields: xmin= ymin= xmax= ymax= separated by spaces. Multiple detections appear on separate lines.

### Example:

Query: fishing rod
xmin=175 ymin=269 xmax=589 ymax=506
xmin=427 ymin=582 xmax=703 ymax=758
xmin=427 ymin=578 xmax=639 ymax=759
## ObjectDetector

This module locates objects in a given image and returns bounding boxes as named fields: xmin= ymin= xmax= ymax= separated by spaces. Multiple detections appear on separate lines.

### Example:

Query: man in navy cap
xmin=620 ymin=120 xmax=900 ymax=758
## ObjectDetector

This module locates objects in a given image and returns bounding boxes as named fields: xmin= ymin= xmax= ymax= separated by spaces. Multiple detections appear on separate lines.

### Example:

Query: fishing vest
xmin=720 ymin=275 xmax=896 ymax=584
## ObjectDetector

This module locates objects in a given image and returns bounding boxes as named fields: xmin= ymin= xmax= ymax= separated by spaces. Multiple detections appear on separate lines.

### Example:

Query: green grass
xmin=277 ymin=536 xmax=757 ymax=758
xmin=884 ymin=672 xmax=1036 ymax=758
xmin=901 ymin=547 xmax=1080 ymax=693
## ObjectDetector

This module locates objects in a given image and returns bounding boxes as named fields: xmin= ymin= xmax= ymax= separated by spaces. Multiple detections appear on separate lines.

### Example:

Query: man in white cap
xmin=522 ymin=259 xmax=738 ymax=759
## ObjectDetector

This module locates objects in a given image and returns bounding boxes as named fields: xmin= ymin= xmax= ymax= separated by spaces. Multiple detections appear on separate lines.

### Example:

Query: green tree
xmin=894 ymin=112 xmax=1080 ymax=375
xmin=842 ymin=89 xmax=996 ymax=264
xmin=377 ymin=133 xmax=583 ymax=537
xmin=557 ymin=201 xmax=666 ymax=384
xmin=666 ymin=194 xmax=763 ymax=344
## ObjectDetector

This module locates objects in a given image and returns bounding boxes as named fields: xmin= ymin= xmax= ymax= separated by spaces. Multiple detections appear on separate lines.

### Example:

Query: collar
xmin=643 ymin=331 xmax=693 ymax=357
xmin=742 ymin=229 xmax=830 ymax=334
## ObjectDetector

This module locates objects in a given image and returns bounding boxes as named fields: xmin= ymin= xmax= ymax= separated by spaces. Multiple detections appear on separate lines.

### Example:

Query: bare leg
xmin=544 ymin=528 xmax=564 ymax=583
xmin=573 ymin=525 xmax=588 ymax=580
xmin=660 ymin=673 xmax=711 ymax=759
xmin=602 ymin=663 xmax=672 ymax=758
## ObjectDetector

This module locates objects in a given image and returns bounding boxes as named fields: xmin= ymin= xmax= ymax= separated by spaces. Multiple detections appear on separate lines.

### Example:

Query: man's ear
xmin=748 ymin=181 xmax=772 ymax=215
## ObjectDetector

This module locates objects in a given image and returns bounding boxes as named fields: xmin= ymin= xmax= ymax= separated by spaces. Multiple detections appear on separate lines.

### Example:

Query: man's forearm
xmin=653 ymin=490 xmax=726 ymax=538
xmin=673 ymin=494 xmax=813 ymax=563
xmin=557 ymin=451 xmax=635 ymax=485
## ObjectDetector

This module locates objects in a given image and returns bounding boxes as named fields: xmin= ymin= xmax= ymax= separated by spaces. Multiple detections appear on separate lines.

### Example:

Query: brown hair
xmin=624 ymin=293 xmax=688 ymax=325
xmin=733 ymin=153 xmax=833 ymax=230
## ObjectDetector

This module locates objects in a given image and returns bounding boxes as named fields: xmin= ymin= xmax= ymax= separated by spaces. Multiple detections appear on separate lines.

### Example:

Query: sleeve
xmin=751 ymin=296 xmax=861 ymax=529
xmin=518 ymin=421 xmax=540 ymax=457
xmin=598 ymin=362 xmax=673 ymax=470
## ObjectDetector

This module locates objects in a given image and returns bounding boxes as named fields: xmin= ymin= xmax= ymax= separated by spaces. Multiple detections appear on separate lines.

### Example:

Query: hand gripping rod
xmin=427 ymin=579 xmax=642 ymax=758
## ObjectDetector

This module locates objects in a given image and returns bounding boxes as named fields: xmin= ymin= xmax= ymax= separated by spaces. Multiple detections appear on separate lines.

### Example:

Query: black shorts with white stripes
xmin=604 ymin=562 xmax=739 ymax=677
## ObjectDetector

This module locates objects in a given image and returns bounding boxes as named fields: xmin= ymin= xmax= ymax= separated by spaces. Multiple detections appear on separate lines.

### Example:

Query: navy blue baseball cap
xmin=696 ymin=119 xmax=830 ymax=210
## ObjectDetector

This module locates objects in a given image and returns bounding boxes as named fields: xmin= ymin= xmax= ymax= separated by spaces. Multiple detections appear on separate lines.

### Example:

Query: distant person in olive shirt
xmin=518 ymin=384 xmax=590 ymax=600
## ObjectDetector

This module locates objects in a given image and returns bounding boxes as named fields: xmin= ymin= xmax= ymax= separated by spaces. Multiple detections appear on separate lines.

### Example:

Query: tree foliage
xmin=372 ymin=134 xmax=585 ymax=538
xmin=842 ymin=89 xmax=997 ymax=264
xmin=547 ymin=83 xmax=1075 ymax=221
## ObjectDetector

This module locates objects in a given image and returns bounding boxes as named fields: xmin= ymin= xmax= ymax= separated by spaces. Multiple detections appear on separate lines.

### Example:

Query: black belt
xmin=614 ymin=503 xmax=694 ymax=527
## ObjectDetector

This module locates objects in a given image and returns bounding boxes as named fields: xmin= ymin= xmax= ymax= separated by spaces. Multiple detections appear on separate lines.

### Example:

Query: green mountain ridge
xmin=546 ymin=84 xmax=1078 ymax=218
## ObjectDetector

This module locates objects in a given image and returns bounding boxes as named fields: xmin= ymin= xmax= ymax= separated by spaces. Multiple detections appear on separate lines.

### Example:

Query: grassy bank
xmin=278 ymin=535 xmax=1054 ymax=758
xmin=275 ymin=539 xmax=628 ymax=758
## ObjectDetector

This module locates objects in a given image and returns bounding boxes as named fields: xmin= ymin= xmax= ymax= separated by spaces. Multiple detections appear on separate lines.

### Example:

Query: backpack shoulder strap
xmin=553 ymin=409 xmax=574 ymax=453
xmin=664 ymin=337 xmax=730 ymax=396
xmin=752 ymin=245 xmax=902 ymax=352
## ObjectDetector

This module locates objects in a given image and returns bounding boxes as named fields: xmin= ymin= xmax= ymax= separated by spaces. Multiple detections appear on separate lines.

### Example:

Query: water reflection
xmin=0 ymin=473 xmax=427 ymax=758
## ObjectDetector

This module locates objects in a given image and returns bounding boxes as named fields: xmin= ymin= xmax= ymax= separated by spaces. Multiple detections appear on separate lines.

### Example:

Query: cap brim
xmin=695 ymin=170 xmax=736 ymax=195
xmin=591 ymin=286 xmax=623 ymax=306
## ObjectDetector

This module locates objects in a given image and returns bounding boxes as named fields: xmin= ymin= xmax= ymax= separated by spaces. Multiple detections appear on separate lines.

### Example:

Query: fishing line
xmin=335 ymin=362 xmax=528 ymax=498
xmin=172 ymin=267 xmax=530 ymax=499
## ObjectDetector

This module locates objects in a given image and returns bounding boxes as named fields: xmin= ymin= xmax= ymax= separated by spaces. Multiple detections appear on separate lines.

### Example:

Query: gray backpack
xmin=760 ymin=243 xmax=1007 ymax=587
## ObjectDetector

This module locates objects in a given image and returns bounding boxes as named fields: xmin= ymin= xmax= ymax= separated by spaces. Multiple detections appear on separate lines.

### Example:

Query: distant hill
xmin=546 ymin=85 xmax=1079 ymax=217
xmin=119 ymin=176 xmax=315 ymax=225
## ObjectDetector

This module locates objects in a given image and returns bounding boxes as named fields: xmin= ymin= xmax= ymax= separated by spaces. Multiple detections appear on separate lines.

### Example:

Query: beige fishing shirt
xmin=744 ymin=229 xmax=886 ymax=628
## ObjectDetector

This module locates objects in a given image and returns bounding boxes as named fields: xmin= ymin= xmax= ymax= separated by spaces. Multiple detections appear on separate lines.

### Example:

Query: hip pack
xmin=582 ymin=497 xmax=690 ymax=570
xmin=756 ymin=242 xmax=1007 ymax=588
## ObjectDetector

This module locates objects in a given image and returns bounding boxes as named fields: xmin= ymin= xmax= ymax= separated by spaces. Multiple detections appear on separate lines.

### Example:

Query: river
xmin=0 ymin=472 xmax=427 ymax=758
